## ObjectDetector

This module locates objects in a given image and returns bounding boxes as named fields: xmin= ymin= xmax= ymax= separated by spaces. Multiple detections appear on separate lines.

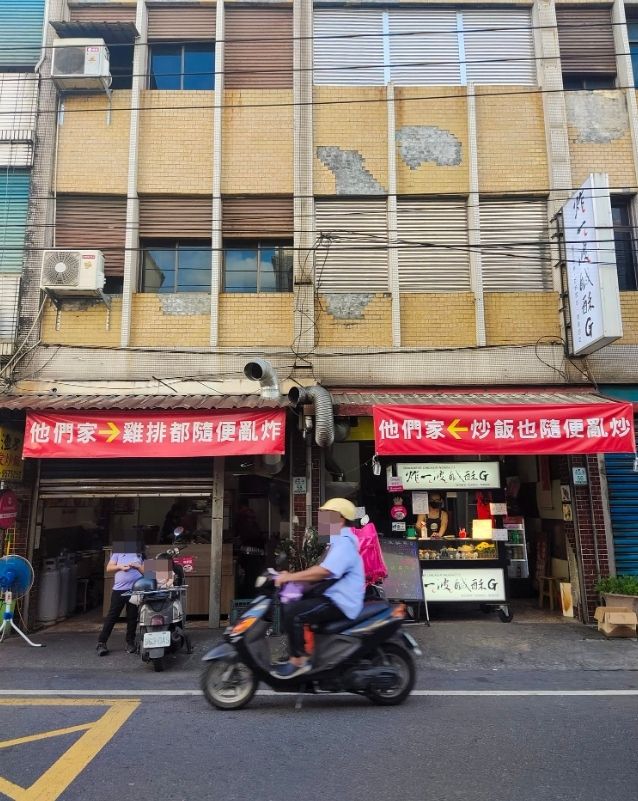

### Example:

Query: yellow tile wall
xmin=218 ymin=294 xmax=294 ymax=346
xmin=316 ymin=293 xmax=392 ymax=347
xmin=395 ymin=88 xmax=469 ymax=195
xmin=40 ymin=299 xmax=122 ymax=346
xmin=617 ymin=293 xmax=638 ymax=344
xmin=476 ymin=89 xmax=548 ymax=193
xmin=568 ymin=92 xmax=636 ymax=188
xmin=400 ymin=293 xmax=476 ymax=347
xmin=484 ymin=292 xmax=561 ymax=345
xmin=56 ymin=92 xmax=131 ymax=194
xmin=222 ymin=90 xmax=293 ymax=193
xmin=138 ymin=91 xmax=213 ymax=194
xmin=130 ymin=294 xmax=210 ymax=347
xmin=313 ymin=87 xmax=388 ymax=194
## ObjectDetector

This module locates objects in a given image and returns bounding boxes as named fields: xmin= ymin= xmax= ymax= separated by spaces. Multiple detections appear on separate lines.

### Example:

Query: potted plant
xmin=277 ymin=527 xmax=326 ymax=572
xmin=595 ymin=575 xmax=638 ymax=615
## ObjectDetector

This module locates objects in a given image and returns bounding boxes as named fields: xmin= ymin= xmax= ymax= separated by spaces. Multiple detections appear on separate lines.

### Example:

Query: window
xmin=149 ymin=43 xmax=214 ymax=90
xmin=141 ymin=241 xmax=211 ymax=293
xmin=223 ymin=241 xmax=293 ymax=293
xmin=611 ymin=199 xmax=637 ymax=292
xmin=563 ymin=76 xmax=616 ymax=91
xmin=629 ymin=22 xmax=638 ymax=86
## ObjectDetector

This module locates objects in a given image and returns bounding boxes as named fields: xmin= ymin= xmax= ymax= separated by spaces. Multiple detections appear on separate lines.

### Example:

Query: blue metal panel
xmin=605 ymin=438 xmax=638 ymax=575
xmin=0 ymin=0 xmax=45 ymax=69
xmin=0 ymin=170 xmax=31 ymax=274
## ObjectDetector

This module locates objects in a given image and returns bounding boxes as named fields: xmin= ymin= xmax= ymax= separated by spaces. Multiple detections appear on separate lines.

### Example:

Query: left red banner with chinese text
xmin=23 ymin=410 xmax=286 ymax=459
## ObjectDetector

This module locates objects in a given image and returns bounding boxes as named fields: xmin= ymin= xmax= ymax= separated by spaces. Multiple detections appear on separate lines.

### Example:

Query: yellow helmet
xmin=319 ymin=497 xmax=357 ymax=521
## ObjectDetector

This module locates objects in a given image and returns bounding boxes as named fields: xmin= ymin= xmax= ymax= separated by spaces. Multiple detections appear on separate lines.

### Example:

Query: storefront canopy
xmin=371 ymin=396 xmax=634 ymax=456
xmin=22 ymin=409 xmax=286 ymax=459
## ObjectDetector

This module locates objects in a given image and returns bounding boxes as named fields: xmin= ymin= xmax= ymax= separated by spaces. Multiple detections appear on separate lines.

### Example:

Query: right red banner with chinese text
xmin=373 ymin=402 xmax=635 ymax=456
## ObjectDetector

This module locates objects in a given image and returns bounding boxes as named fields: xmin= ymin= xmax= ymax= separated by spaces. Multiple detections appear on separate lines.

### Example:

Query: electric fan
xmin=0 ymin=555 xmax=44 ymax=647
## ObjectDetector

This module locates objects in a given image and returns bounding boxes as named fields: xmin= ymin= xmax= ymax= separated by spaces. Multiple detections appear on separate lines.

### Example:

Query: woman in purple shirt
xmin=96 ymin=551 xmax=144 ymax=657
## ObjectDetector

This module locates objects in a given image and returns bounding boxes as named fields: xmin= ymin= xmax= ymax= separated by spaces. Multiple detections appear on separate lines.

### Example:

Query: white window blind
xmin=0 ymin=73 xmax=38 ymax=141
xmin=463 ymin=10 xmax=536 ymax=85
xmin=315 ymin=200 xmax=389 ymax=292
xmin=313 ymin=10 xmax=385 ymax=86
xmin=0 ymin=273 xmax=20 ymax=341
xmin=397 ymin=200 xmax=471 ymax=291
xmin=480 ymin=199 xmax=551 ymax=291
xmin=389 ymin=10 xmax=460 ymax=86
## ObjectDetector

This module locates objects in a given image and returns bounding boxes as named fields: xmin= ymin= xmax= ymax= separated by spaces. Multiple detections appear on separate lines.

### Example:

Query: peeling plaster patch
xmin=565 ymin=91 xmax=628 ymax=143
xmin=316 ymin=147 xmax=386 ymax=194
xmin=324 ymin=293 xmax=374 ymax=319
xmin=159 ymin=293 xmax=210 ymax=316
xmin=396 ymin=125 xmax=462 ymax=169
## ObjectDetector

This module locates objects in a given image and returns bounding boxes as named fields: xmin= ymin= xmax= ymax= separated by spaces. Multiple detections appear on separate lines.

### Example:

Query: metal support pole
xmin=208 ymin=457 xmax=225 ymax=628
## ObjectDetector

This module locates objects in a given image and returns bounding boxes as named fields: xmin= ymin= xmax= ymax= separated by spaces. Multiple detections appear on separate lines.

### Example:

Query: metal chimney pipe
xmin=243 ymin=359 xmax=281 ymax=400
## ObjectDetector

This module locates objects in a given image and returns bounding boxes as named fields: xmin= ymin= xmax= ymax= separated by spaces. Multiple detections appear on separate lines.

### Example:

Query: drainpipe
xmin=288 ymin=385 xmax=335 ymax=448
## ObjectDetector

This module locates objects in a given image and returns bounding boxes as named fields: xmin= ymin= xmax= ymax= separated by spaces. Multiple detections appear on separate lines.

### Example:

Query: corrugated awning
xmin=51 ymin=21 xmax=139 ymax=44
xmin=0 ymin=394 xmax=287 ymax=412
xmin=331 ymin=389 xmax=616 ymax=415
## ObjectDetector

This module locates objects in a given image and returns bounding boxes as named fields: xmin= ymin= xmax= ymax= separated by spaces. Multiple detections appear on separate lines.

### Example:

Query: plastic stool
xmin=538 ymin=576 xmax=560 ymax=611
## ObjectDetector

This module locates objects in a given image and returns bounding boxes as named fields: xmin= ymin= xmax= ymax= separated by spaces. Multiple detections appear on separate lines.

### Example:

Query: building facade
xmin=2 ymin=0 xmax=638 ymax=627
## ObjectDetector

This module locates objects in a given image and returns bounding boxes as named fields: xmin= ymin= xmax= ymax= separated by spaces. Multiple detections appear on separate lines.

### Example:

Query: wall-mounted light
xmin=372 ymin=455 xmax=382 ymax=476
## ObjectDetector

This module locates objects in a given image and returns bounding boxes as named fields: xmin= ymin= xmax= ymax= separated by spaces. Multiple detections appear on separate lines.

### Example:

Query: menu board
xmin=380 ymin=538 xmax=424 ymax=602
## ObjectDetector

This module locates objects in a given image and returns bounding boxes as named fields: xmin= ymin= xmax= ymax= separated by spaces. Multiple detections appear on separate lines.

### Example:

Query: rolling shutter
xmin=315 ymin=199 xmax=389 ymax=292
xmin=0 ymin=273 xmax=21 ymax=341
xmin=463 ymin=9 xmax=536 ymax=85
xmin=605 ymin=439 xmax=638 ymax=574
xmin=225 ymin=8 xmax=293 ymax=89
xmin=0 ymin=170 xmax=30 ymax=274
xmin=397 ymin=200 xmax=470 ymax=291
xmin=389 ymin=10 xmax=460 ymax=86
xmin=222 ymin=197 xmax=293 ymax=238
xmin=139 ymin=196 xmax=212 ymax=238
xmin=147 ymin=5 xmax=216 ymax=40
xmin=313 ymin=9 xmax=385 ymax=86
xmin=56 ymin=195 xmax=127 ymax=277
xmin=0 ymin=73 xmax=39 ymax=142
xmin=0 ymin=0 xmax=44 ymax=69
xmin=480 ymin=199 xmax=551 ymax=291
xmin=556 ymin=7 xmax=616 ymax=75
xmin=69 ymin=5 xmax=137 ymax=24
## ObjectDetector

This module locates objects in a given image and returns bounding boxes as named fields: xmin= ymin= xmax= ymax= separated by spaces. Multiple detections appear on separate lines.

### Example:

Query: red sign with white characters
xmin=0 ymin=490 xmax=18 ymax=528
xmin=23 ymin=410 xmax=286 ymax=459
xmin=373 ymin=403 xmax=635 ymax=456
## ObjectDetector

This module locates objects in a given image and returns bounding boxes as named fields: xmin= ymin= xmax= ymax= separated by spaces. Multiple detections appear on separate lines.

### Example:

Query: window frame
xmin=148 ymin=41 xmax=215 ymax=90
xmin=222 ymin=240 xmax=294 ymax=293
xmin=140 ymin=239 xmax=212 ymax=294
xmin=611 ymin=197 xmax=638 ymax=292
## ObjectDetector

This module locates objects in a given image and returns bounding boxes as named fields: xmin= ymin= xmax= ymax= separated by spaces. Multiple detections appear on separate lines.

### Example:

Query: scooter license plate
xmin=143 ymin=631 xmax=171 ymax=648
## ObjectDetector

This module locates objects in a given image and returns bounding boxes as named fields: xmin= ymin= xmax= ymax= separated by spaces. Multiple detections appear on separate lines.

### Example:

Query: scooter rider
xmin=274 ymin=498 xmax=365 ymax=679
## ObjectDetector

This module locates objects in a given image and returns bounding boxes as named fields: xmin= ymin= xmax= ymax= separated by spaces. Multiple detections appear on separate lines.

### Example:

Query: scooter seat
xmin=312 ymin=601 xmax=389 ymax=634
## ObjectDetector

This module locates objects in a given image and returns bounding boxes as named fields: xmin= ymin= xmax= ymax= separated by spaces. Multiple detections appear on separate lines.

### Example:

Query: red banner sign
xmin=373 ymin=402 xmax=635 ymax=456
xmin=23 ymin=410 xmax=286 ymax=459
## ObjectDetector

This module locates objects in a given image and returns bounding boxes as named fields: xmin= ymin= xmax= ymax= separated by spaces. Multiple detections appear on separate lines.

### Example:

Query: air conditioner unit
xmin=51 ymin=38 xmax=111 ymax=92
xmin=40 ymin=250 xmax=106 ymax=298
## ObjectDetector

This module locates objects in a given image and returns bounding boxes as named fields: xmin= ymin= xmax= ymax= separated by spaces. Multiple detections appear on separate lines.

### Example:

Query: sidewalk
xmin=1 ymin=602 xmax=636 ymax=678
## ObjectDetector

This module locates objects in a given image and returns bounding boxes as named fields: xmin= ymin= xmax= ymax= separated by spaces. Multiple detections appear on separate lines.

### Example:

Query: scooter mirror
xmin=173 ymin=526 xmax=184 ymax=538
xmin=255 ymin=574 xmax=268 ymax=588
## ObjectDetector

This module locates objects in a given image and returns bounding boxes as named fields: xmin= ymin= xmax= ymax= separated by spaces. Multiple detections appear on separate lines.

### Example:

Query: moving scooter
xmin=131 ymin=528 xmax=193 ymax=672
xmin=200 ymin=570 xmax=420 ymax=709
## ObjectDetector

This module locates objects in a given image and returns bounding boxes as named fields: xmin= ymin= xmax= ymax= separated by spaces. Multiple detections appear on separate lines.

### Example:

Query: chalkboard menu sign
xmin=380 ymin=538 xmax=424 ymax=602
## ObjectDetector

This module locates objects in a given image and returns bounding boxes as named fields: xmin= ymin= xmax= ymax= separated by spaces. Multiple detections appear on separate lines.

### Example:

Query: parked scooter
xmin=200 ymin=570 xmax=420 ymax=709
xmin=130 ymin=527 xmax=193 ymax=672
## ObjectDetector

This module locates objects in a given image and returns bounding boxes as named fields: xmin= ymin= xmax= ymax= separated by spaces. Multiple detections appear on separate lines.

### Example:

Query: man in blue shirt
xmin=275 ymin=497 xmax=365 ymax=679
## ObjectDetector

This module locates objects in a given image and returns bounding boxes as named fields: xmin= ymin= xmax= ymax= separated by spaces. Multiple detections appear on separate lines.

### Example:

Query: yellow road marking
xmin=0 ymin=723 xmax=94 ymax=750
xmin=0 ymin=698 xmax=139 ymax=801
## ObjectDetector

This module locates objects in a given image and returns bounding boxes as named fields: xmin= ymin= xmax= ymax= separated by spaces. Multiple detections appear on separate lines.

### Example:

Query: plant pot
xmin=602 ymin=593 xmax=638 ymax=616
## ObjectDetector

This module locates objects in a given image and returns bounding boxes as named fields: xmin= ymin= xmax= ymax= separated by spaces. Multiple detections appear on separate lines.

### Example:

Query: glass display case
xmin=418 ymin=538 xmax=499 ymax=562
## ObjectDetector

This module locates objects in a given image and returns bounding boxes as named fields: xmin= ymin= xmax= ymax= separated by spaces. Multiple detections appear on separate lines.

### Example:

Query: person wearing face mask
xmin=274 ymin=497 xmax=365 ymax=679
xmin=416 ymin=492 xmax=449 ymax=539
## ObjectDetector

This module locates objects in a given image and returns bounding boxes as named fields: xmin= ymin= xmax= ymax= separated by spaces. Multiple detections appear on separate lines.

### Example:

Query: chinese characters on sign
xmin=422 ymin=568 xmax=506 ymax=602
xmin=398 ymin=462 xmax=500 ymax=490
xmin=0 ymin=426 xmax=24 ymax=480
xmin=373 ymin=402 xmax=635 ymax=456
xmin=22 ymin=410 xmax=286 ymax=459
xmin=563 ymin=174 xmax=623 ymax=355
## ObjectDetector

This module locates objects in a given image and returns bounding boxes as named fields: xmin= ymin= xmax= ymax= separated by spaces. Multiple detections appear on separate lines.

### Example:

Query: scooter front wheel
xmin=201 ymin=659 xmax=257 ymax=710
xmin=367 ymin=643 xmax=415 ymax=706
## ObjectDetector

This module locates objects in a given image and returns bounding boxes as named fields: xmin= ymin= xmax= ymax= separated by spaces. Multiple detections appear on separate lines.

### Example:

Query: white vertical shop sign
xmin=563 ymin=174 xmax=623 ymax=355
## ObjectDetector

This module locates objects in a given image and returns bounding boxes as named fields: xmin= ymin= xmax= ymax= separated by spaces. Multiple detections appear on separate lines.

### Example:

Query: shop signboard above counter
xmin=373 ymin=401 xmax=634 ymax=456
xmin=397 ymin=461 xmax=500 ymax=490
xmin=22 ymin=409 xmax=286 ymax=459
xmin=422 ymin=567 xmax=506 ymax=603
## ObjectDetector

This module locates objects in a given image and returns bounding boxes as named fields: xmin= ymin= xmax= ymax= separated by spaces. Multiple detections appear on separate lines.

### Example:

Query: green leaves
xmin=595 ymin=575 xmax=638 ymax=596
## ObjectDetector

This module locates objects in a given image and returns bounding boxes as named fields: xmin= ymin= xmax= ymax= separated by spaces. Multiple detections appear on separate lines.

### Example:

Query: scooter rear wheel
xmin=201 ymin=659 xmax=257 ymax=710
xmin=367 ymin=643 xmax=415 ymax=706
